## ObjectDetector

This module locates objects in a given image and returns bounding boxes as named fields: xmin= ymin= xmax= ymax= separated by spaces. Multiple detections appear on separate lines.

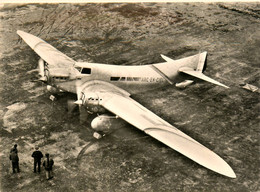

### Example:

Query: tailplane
xmin=179 ymin=52 xmax=229 ymax=88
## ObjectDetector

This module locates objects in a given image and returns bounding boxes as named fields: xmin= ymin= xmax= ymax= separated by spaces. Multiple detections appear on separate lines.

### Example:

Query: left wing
xmin=94 ymin=85 xmax=236 ymax=178
xmin=17 ymin=30 xmax=75 ymax=68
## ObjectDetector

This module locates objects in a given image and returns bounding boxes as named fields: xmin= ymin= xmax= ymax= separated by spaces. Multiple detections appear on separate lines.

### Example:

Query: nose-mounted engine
xmin=75 ymin=91 xmax=106 ymax=113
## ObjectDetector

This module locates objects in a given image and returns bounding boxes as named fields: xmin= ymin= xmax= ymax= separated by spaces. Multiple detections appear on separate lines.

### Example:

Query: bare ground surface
xmin=0 ymin=3 xmax=259 ymax=192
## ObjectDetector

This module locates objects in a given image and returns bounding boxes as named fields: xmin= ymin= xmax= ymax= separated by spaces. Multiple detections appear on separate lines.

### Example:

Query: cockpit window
xmin=75 ymin=67 xmax=82 ymax=72
xmin=81 ymin=68 xmax=91 ymax=74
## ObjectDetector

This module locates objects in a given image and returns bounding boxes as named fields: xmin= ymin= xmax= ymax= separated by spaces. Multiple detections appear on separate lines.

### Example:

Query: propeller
xmin=79 ymin=105 xmax=89 ymax=124
xmin=38 ymin=58 xmax=47 ymax=82
xmin=74 ymin=80 xmax=84 ymax=105
xmin=67 ymin=80 xmax=90 ymax=124
xmin=66 ymin=81 xmax=82 ymax=117
xmin=67 ymin=99 xmax=78 ymax=115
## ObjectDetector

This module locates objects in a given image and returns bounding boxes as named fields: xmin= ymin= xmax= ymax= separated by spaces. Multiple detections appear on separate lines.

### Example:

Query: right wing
xmin=17 ymin=30 xmax=75 ymax=68
xmin=79 ymin=81 xmax=236 ymax=178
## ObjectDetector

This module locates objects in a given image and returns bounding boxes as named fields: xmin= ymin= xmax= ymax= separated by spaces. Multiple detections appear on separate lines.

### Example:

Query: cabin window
xmin=133 ymin=77 xmax=141 ymax=81
xmin=110 ymin=77 xmax=120 ymax=81
xmin=127 ymin=77 xmax=133 ymax=81
xmin=81 ymin=68 xmax=91 ymax=74
xmin=120 ymin=77 xmax=126 ymax=81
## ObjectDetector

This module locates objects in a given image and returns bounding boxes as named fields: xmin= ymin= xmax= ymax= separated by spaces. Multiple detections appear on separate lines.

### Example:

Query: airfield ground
xmin=0 ymin=3 xmax=259 ymax=192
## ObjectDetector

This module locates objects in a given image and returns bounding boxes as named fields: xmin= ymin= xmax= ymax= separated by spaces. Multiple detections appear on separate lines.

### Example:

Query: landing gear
xmin=93 ymin=131 xmax=105 ymax=139
xmin=49 ymin=95 xmax=56 ymax=101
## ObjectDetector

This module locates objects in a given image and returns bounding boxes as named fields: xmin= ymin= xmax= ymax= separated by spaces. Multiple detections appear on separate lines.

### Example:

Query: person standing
xmin=43 ymin=153 xmax=54 ymax=180
xmin=10 ymin=144 xmax=18 ymax=154
xmin=31 ymin=146 xmax=43 ymax=173
xmin=9 ymin=150 xmax=20 ymax=173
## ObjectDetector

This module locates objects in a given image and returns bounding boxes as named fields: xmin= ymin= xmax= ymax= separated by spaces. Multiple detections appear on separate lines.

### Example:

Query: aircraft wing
xmin=17 ymin=30 xmax=75 ymax=68
xmin=97 ymin=89 xmax=236 ymax=178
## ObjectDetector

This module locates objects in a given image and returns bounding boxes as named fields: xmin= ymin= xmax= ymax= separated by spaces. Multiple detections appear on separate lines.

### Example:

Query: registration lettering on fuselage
xmin=110 ymin=76 xmax=164 ymax=83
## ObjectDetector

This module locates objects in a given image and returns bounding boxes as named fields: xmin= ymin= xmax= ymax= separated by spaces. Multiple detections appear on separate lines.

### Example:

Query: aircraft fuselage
xmin=51 ymin=53 xmax=200 ymax=95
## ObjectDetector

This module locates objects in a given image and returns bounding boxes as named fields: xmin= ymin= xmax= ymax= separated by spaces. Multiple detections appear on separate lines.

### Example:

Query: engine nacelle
xmin=175 ymin=80 xmax=194 ymax=89
xmin=91 ymin=114 xmax=126 ymax=133
xmin=38 ymin=58 xmax=48 ymax=82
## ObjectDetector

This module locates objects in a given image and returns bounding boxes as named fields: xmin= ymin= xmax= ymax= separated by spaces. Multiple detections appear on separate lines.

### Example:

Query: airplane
xmin=17 ymin=30 xmax=236 ymax=178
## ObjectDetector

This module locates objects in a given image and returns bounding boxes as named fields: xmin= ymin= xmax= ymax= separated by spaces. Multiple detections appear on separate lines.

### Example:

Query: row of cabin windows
xmin=88 ymin=98 xmax=102 ymax=101
xmin=52 ymin=76 xmax=82 ymax=80
xmin=110 ymin=77 xmax=143 ymax=81
xmin=52 ymin=76 xmax=68 ymax=80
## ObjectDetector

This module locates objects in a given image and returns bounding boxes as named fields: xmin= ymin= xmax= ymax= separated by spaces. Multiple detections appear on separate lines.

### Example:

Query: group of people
xmin=9 ymin=144 xmax=54 ymax=180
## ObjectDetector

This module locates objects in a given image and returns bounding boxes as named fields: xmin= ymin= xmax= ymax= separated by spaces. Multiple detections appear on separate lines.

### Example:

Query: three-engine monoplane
xmin=17 ymin=30 xmax=235 ymax=178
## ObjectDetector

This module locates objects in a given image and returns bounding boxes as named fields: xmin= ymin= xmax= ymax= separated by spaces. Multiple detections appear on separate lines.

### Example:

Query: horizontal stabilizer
xmin=179 ymin=68 xmax=229 ymax=88
xmin=144 ymin=127 xmax=236 ymax=178
xmin=161 ymin=54 xmax=174 ymax=62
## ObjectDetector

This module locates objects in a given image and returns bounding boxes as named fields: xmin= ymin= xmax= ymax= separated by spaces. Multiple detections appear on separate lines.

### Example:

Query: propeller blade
xmin=38 ymin=58 xmax=47 ymax=82
xmin=73 ymin=81 xmax=88 ymax=123
xmin=75 ymin=80 xmax=83 ymax=100
xmin=38 ymin=58 xmax=45 ymax=77
xmin=79 ymin=105 xmax=89 ymax=124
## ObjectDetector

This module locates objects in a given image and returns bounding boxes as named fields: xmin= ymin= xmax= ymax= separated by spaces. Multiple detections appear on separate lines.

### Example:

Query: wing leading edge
xmin=98 ymin=89 xmax=236 ymax=178
xmin=17 ymin=30 xmax=75 ymax=68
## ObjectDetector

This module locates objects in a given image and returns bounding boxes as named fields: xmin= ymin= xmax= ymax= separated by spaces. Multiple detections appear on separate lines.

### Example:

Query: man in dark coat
xmin=10 ymin=144 xmax=18 ymax=154
xmin=9 ymin=151 xmax=19 ymax=173
xmin=31 ymin=146 xmax=43 ymax=173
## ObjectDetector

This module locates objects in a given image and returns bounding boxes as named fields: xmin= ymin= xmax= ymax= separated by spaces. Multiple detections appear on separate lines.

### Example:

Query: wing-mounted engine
xmin=91 ymin=114 xmax=126 ymax=133
xmin=17 ymin=30 xmax=80 ymax=94
xmin=37 ymin=59 xmax=64 ymax=94
xmin=73 ymin=80 xmax=130 ymax=134
xmin=38 ymin=58 xmax=82 ymax=95
xmin=38 ymin=58 xmax=49 ymax=82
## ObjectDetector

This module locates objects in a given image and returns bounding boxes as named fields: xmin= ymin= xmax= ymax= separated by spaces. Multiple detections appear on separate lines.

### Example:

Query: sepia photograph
xmin=0 ymin=1 xmax=259 ymax=191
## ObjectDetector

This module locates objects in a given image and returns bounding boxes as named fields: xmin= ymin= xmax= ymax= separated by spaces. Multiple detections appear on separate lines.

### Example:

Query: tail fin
xmin=196 ymin=51 xmax=207 ymax=72
xmin=179 ymin=52 xmax=229 ymax=88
